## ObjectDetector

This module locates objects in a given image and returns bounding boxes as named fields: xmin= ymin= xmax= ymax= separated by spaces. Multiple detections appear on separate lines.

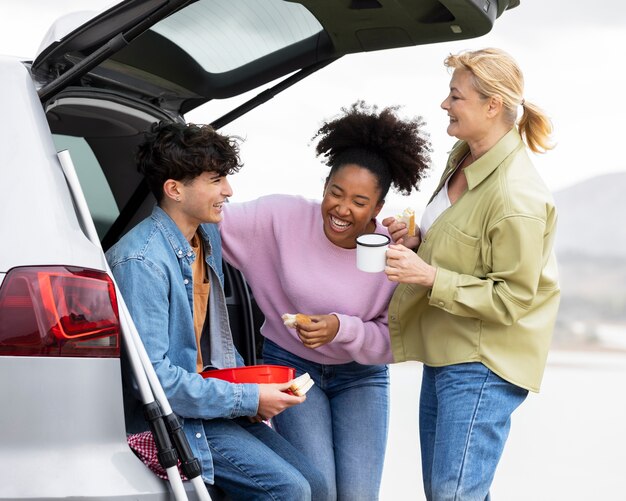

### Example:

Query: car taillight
xmin=0 ymin=266 xmax=120 ymax=357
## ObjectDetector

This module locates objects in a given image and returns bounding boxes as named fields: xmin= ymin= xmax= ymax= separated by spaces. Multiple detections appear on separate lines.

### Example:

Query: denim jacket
xmin=106 ymin=205 xmax=259 ymax=483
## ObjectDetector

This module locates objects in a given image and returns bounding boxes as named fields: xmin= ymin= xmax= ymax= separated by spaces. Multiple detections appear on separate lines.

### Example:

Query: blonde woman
xmin=383 ymin=48 xmax=560 ymax=500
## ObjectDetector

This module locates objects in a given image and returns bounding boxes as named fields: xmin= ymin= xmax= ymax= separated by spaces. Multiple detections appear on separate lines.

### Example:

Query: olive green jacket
xmin=389 ymin=129 xmax=560 ymax=392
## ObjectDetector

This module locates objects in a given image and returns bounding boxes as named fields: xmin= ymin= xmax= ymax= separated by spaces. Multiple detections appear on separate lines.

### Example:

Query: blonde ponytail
xmin=518 ymin=100 xmax=554 ymax=154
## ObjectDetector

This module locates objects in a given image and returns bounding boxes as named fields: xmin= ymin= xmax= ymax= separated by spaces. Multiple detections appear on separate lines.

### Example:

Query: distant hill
xmin=553 ymin=171 xmax=626 ymax=258
xmin=551 ymin=172 xmax=626 ymax=347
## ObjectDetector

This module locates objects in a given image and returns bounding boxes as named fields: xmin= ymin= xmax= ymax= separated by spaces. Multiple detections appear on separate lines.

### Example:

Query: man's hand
xmin=253 ymin=382 xmax=305 ymax=422
xmin=381 ymin=216 xmax=421 ymax=250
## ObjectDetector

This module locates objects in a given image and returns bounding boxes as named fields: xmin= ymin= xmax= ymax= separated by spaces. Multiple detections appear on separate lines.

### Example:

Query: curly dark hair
xmin=137 ymin=121 xmax=243 ymax=202
xmin=313 ymin=101 xmax=431 ymax=200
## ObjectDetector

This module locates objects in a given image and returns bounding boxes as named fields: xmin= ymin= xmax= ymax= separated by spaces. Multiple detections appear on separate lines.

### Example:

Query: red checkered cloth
xmin=127 ymin=420 xmax=272 ymax=480
xmin=127 ymin=431 xmax=188 ymax=480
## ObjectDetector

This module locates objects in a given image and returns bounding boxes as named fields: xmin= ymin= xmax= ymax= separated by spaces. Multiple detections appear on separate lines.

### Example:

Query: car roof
xmin=32 ymin=0 xmax=519 ymax=115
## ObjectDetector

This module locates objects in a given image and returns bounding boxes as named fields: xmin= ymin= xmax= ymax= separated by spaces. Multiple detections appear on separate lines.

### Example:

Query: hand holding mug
xmin=384 ymin=244 xmax=436 ymax=287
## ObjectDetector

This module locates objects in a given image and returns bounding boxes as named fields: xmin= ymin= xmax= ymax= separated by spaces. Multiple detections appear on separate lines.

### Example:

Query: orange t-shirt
xmin=190 ymin=232 xmax=210 ymax=372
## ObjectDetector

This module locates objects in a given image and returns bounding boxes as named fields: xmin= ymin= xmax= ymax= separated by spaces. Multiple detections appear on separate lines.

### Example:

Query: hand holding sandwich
xmin=254 ymin=382 xmax=306 ymax=422
xmin=283 ymin=313 xmax=339 ymax=349
xmin=382 ymin=215 xmax=421 ymax=250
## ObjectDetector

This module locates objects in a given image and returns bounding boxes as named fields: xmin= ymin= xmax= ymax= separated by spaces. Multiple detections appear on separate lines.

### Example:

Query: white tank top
xmin=420 ymin=175 xmax=452 ymax=236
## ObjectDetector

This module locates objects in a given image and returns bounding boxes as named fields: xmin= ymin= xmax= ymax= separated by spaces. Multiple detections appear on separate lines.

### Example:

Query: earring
xmin=176 ymin=196 xmax=181 ymax=202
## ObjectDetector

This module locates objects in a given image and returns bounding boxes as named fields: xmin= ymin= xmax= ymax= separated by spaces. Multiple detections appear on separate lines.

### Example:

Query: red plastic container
xmin=200 ymin=364 xmax=295 ymax=384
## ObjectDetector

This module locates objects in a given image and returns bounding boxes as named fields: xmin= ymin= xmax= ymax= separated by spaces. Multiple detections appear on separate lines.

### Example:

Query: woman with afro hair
xmin=220 ymin=101 xmax=431 ymax=500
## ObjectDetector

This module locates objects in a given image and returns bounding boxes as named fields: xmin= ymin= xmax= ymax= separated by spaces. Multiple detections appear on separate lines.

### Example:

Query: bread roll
xmin=395 ymin=208 xmax=416 ymax=237
xmin=282 ymin=313 xmax=313 ymax=329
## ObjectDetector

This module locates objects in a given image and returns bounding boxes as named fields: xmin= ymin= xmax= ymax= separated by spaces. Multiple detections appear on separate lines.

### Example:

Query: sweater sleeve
xmin=329 ymin=309 xmax=393 ymax=365
xmin=324 ymin=219 xmax=394 ymax=366
xmin=220 ymin=196 xmax=278 ymax=270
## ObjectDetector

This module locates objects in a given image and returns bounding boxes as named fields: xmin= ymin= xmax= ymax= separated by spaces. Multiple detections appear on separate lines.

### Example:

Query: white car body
xmin=0 ymin=56 xmax=167 ymax=498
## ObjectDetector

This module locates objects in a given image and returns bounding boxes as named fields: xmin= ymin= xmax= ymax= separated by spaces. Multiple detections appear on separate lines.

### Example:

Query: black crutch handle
xmin=144 ymin=401 xmax=179 ymax=469
xmin=165 ymin=413 xmax=202 ymax=479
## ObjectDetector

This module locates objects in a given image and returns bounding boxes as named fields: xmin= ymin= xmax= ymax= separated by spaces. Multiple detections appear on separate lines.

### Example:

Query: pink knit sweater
xmin=220 ymin=194 xmax=395 ymax=365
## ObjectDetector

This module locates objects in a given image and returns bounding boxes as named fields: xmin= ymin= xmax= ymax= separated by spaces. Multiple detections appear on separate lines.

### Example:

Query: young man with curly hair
xmin=106 ymin=122 xmax=326 ymax=500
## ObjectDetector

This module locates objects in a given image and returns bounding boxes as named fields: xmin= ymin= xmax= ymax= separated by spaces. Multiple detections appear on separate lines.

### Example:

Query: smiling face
xmin=321 ymin=163 xmax=384 ymax=249
xmin=177 ymin=170 xmax=233 ymax=226
xmin=441 ymin=68 xmax=491 ymax=143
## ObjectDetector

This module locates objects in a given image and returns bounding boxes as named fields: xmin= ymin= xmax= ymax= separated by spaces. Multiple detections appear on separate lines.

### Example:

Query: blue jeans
xmin=263 ymin=339 xmax=390 ymax=501
xmin=419 ymin=363 xmax=528 ymax=501
xmin=204 ymin=417 xmax=328 ymax=500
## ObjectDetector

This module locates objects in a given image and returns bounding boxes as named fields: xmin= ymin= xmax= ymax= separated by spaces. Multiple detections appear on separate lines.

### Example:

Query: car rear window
xmin=150 ymin=0 xmax=322 ymax=73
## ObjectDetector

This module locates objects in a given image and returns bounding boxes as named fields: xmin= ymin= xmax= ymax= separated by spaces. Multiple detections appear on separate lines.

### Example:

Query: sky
xmin=1 ymin=0 xmax=625 ymax=218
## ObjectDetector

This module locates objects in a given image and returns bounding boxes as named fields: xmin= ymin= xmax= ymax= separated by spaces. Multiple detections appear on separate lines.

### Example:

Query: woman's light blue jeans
xmin=419 ymin=363 xmax=528 ymax=501
xmin=263 ymin=339 xmax=390 ymax=501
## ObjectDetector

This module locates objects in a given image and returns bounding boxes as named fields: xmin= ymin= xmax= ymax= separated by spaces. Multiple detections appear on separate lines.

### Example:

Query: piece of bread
xmin=395 ymin=207 xmax=416 ymax=237
xmin=282 ymin=313 xmax=312 ymax=329
xmin=288 ymin=372 xmax=314 ymax=396
xmin=294 ymin=378 xmax=314 ymax=396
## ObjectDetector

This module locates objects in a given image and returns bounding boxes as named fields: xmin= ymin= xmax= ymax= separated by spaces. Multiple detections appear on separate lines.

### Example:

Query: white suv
xmin=0 ymin=0 xmax=517 ymax=498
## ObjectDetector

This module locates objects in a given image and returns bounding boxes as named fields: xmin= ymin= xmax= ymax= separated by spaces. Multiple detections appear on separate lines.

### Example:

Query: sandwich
xmin=281 ymin=313 xmax=313 ymax=329
xmin=395 ymin=207 xmax=416 ymax=237
xmin=288 ymin=372 xmax=315 ymax=396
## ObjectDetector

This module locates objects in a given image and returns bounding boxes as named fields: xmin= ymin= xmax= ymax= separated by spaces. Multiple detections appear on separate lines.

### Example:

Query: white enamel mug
xmin=356 ymin=233 xmax=390 ymax=273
